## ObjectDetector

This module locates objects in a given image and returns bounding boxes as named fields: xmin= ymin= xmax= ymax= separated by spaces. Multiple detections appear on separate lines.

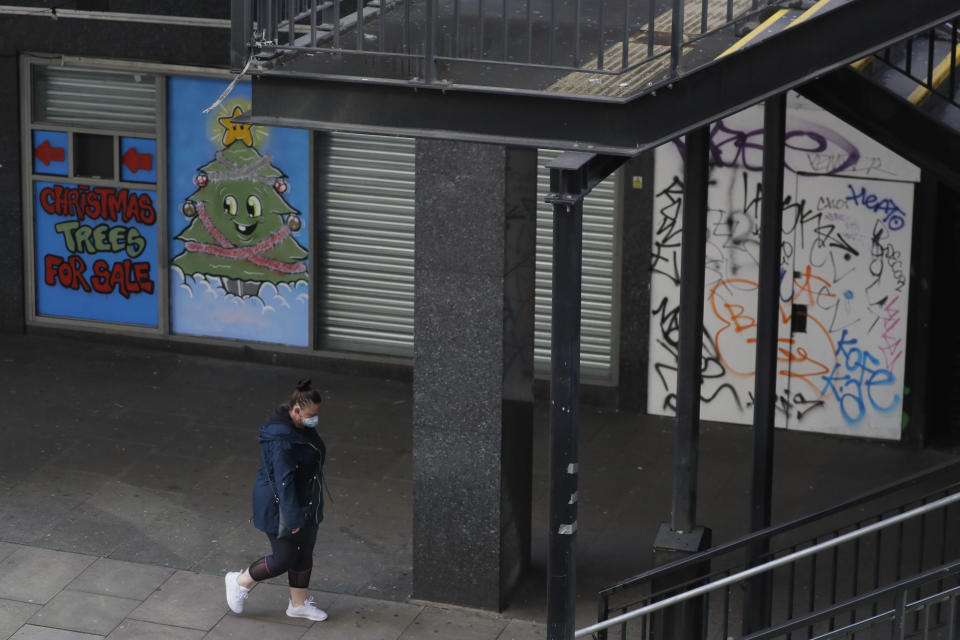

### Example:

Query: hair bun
xmin=296 ymin=378 xmax=312 ymax=392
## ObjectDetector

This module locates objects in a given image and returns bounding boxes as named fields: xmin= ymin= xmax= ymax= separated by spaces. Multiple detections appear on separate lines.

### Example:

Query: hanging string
xmin=202 ymin=56 xmax=253 ymax=114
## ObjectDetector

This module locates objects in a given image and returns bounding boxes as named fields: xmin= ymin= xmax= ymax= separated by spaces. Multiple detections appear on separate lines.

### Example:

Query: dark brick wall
xmin=0 ymin=51 xmax=24 ymax=333
xmin=5 ymin=1 xmax=229 ymax=18
xmin=102 ymin=2 xmax=230 ymax=18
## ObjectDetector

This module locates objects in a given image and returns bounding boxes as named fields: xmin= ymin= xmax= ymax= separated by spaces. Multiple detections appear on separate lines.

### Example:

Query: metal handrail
xmin=869 ymin=22 xmax=960 ymax=109
xmin=237 ymin=0 xmax=795 ymax=83
xmin=575 ymin=489 xmax=960 ymax=638
xmin=599 ymin=459 xmax=960 ymax=599
xmin=740 ymin=561 xmax=960 ymax=640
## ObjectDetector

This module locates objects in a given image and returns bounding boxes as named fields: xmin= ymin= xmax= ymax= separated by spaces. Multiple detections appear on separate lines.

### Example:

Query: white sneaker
xmin=224 ymin=571 xmax=250 ymax=614
xmin=286 ymin=596 xmax=328 ymax=621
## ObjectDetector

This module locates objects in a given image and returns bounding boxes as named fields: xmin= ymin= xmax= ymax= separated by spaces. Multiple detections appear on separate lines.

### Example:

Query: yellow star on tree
xmin=218 ymin=106 xmax=254 ymax=146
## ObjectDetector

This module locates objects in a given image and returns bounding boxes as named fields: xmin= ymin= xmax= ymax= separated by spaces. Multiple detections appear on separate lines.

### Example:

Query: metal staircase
xmin=797 ymin=20 xmax=960 ymax=189
xmin=857 ymin=22 xmax=960 ymax=115
xmin=233 ymin=0 xmax=960 ymax=153
xmin=585 ymin=461 xmax=960 ymax=640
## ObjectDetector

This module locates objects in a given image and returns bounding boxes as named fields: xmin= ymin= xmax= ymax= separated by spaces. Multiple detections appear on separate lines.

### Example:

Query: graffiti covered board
xmin=167 ymin=76 xmax=311 ymax=347
xmin=648 ymin=93 xmax=918 ymax=440
xmin=34 ymin=181 xmax=159 ymax=326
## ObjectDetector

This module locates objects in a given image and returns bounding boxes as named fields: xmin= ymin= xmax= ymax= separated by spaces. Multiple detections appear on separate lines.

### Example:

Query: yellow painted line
xmin=790 ymin=0 xmax=836 ymax=27
xmin=850 ymin=55 xmax=873 ymax=71
xmin=716 ymin=9 xmax=789 ymax=60
xmin=715 ymin=0 xmax=849 ymax=64
xmin=908 ymin=42 xmax=960 ymax=105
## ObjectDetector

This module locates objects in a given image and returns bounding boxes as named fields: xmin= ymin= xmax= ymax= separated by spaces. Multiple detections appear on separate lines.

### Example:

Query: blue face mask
xmin=302 ymin=414 xmax=319 ymax=428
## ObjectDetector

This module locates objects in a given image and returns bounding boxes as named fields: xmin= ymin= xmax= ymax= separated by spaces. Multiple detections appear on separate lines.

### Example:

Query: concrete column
xmin=412 ymin=139 xmax=537 ymax=611
xmin=617 ymin=152 xmax=655 ymax=411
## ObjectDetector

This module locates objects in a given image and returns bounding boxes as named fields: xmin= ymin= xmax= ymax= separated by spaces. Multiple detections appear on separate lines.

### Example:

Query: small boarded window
xmin=33 ymin=65 xmax=157 ymax=133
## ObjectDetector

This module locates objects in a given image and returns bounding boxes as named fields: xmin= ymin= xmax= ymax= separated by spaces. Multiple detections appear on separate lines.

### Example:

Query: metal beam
xmin=645 ymin=125 xmax=712 ymax=640
xmin=743 ymin=92 xmax=786 ymax=634
xmin=672 ymin=126 xmax=709 ymax=535
xmin=544 ymin=152 xmax=623 ymax=640
xmin=246 ymin=0 xmax=960 ymax=154
xmin=231 ymin=0 xmax=253 ymax=71
xmin=751 ymin=94 xmax=786 ymax=536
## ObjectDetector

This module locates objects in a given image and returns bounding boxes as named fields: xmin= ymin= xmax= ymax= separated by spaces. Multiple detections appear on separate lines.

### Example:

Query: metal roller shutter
xmin=320 ymin=139 xmax=620 ymax=379
xmin=321 ymin=132 xmax=416 ymax=357
xmin=33 ymin=65 xmax=157 ymax=132
xmin=536 ymin=150 xmax=620 ymax=384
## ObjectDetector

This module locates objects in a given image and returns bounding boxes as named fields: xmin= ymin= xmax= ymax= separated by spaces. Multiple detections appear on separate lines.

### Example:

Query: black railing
xmin=742 ymin=561 xmax=960 ymax=640
xmin=591 ymin=460 xmax=960 ymax=640
xmin=233 ymin=0 xmax=797 ymax=86
xmin=870 ymin=22 xmax=960 ymax=109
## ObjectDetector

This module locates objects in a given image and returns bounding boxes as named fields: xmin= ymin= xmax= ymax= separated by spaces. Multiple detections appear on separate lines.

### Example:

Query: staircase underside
xmin=245 ymin=0 xmax=960 ymax=154
xmin=799 ymin=65 xmax=960 ymax=190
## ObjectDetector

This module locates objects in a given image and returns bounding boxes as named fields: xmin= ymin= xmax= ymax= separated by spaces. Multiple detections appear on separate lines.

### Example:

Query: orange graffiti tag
xmin=709 ymin=277 xmax=837 ymax=396
xmin=786 ymin=264 xmax=837 ymax=308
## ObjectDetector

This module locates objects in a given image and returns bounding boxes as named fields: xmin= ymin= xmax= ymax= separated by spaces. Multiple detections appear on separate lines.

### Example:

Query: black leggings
xmin=248 ymin=526 xmax=318 ymax=588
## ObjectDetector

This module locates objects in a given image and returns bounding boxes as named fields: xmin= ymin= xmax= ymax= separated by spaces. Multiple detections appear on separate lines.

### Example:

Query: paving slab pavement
xmin=0 ymin=542 xmax=543 ymax=640
xmin=0 ymin=332 xmax=957 ymax=639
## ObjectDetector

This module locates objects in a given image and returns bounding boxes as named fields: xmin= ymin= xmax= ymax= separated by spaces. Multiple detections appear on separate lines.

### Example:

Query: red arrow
xmin=34 ymin=139 xmax=65 ymax=166
xmin=122 ymin=147 xmax=153 ymax=174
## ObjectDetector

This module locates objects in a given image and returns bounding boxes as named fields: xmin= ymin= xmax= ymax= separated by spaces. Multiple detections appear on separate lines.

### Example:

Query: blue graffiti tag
xmin=845 ymin=184 xmax=906 ymax=231
xmin=820 ymin=329 xmax=899 ymax=425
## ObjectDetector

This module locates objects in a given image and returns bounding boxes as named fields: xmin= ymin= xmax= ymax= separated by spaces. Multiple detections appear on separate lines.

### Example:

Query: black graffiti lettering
xmin=652 ymin=176 xmax=684 ymax=285
xmin=701 ymin=383 xmax=743 ymax=410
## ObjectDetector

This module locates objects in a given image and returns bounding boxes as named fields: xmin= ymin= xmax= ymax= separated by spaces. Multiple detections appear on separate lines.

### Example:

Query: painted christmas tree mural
xmin=172 ymin=106 xmax=307 ymax=298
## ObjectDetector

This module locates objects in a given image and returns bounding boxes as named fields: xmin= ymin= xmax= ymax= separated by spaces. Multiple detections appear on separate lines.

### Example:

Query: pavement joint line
xmin=396 ymin=601 xmax=430 ymax=638
xmin=0 ymin=541 xmax=544 ymax=639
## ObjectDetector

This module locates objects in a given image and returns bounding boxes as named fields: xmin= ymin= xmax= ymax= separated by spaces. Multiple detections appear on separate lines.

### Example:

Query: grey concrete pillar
xmin=413 ymin=139 xmax=537 ymax=611
xmin=617 ymin=152 xmax=655 ymax=412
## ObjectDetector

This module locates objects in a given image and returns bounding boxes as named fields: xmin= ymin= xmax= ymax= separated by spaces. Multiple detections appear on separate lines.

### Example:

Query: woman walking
xmin=225 ymin=379 xmax=328 ymax=621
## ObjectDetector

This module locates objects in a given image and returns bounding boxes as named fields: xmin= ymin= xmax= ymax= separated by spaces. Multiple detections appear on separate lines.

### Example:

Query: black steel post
xmin=670 ymin=0 xmax=683 ymax=76
xmin=424 ymin=0 xmax=436 ymax=83
xmin=672 ymin=125 xmax=710 ymax=535
xmin=545 ymin=152 xmax=623 ymax=640
xmin=743 ymin=93 xmax=786 ymax=634
xmin=547 ymin=180 xmax=582 ymax=640
xmin=230 ymin=0 xmax=252 ymax=71
xmin=901 ymin=174 xmax=939 ymax=448
xmin=650 ymin=124 xmax=711 ymax=640
xmin=287 ymin=0 xmax=295 ymax=46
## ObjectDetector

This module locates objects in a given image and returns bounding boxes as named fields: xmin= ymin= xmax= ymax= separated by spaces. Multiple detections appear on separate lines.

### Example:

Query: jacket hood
xmin=257 ymin=406 xmax=301 ymax=443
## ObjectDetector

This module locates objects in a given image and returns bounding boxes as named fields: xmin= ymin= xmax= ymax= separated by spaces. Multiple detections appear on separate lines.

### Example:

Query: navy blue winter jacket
xmin=251 ymin=406 xmax=327 ymax=535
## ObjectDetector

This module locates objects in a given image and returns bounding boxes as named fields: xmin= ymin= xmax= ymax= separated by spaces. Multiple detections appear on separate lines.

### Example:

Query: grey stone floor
xmin=0 ymin=542 xmax=542 ymax=639
xmin=0 ymin=332 xmax=956 ymax=639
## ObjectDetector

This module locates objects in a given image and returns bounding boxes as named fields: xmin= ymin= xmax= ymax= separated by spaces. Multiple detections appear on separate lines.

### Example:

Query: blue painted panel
xmin=167 ymin=75 xmax=311 ymax=347
xmin=32 ymin=130 xmax=69 ymax=176
xmin=120 ymin=137 xmax=157 ymax=183
xmin=34 ymin=181 xmax=159 ymax=326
